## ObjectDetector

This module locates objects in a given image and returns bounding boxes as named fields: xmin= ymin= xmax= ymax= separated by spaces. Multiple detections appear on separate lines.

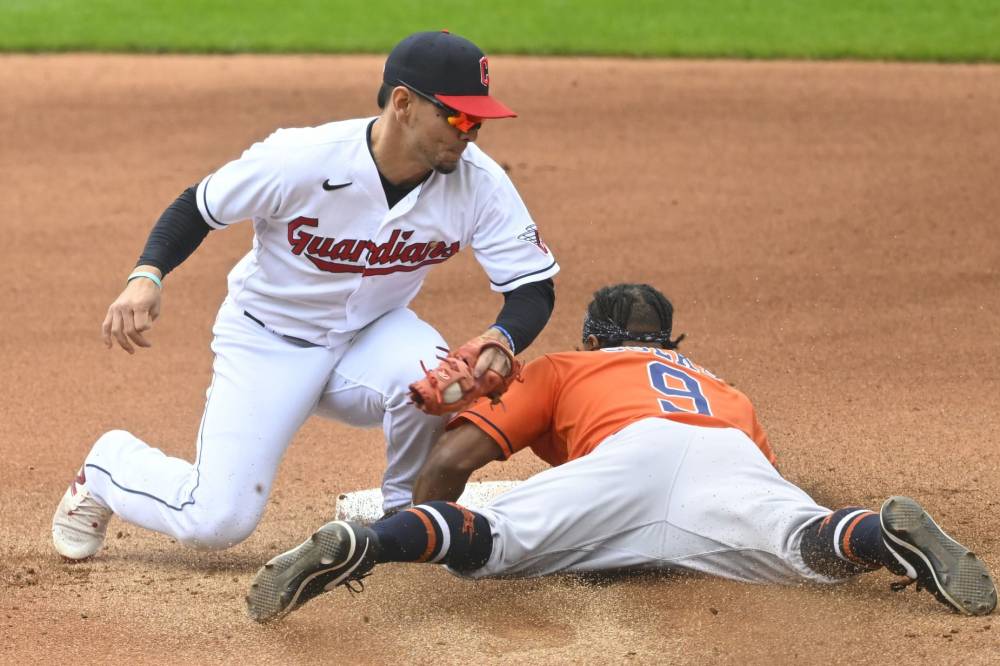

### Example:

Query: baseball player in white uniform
xmin=52 ymin=31 xmax=558 ymax=559
xmin=245 ymin=284 xmax=997 ymax=622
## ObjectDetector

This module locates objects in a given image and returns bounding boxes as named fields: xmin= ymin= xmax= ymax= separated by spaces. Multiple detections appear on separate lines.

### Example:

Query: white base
xmin=333 ymin=480 xmax=521 ymax=523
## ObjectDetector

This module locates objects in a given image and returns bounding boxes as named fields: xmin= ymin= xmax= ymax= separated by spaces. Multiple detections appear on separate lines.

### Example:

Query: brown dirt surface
xmin=2 ymin=54 xmax=999 ymax=665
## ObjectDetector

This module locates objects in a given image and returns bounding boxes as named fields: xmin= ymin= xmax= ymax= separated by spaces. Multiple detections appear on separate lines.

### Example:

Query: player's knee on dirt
xmin=177 ymin=503 xmax=263 ymax=551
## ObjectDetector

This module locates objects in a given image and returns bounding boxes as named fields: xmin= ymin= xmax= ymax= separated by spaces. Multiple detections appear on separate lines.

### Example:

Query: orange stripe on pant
xmin=406 ymin=508 xmax=438 ymax=563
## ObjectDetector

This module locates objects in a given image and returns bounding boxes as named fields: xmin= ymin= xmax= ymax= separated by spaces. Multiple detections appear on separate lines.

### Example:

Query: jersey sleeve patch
xmin=516 ymin=224 xmax=551 ymax=254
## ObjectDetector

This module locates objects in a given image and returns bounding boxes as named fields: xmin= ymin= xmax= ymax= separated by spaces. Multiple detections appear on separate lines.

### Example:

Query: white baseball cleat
xmin=51 ymin=466 xmax=113 ymax=560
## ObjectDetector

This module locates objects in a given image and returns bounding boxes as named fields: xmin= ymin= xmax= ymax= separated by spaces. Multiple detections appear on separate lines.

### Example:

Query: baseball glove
xmin=408 ymin=337 xmax=523 ymax=415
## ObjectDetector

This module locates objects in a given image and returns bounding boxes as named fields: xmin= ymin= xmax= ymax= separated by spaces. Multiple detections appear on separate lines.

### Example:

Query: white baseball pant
xmin=463 ymin=418 xmax=839 ymax=585
xmin=82 ymin=299 xmax=445 ymax=550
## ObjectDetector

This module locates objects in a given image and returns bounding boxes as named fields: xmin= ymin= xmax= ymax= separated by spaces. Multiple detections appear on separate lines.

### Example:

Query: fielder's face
xmin=405 ymin=90 xmax=480 ymax=175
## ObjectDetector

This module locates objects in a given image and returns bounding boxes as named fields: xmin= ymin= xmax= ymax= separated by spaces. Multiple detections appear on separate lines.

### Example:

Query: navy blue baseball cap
xmin=383 ymin=31 xmax=516 ymax=119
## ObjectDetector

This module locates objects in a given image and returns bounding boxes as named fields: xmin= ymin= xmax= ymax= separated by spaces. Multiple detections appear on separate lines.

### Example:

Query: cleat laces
xmin=66 ymin=492 xmax=111 ymax=530
xmin=342 ymin=570 xmax=372 ymax=596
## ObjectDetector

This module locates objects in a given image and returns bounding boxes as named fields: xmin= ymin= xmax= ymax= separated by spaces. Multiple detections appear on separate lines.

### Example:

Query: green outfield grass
xmin=1 ymin=0 xmax=998 ymax=61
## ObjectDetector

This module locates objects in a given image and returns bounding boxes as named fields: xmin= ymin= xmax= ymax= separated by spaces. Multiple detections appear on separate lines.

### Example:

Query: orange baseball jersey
xmin=454 ymin=346 xmax=775 ymax=467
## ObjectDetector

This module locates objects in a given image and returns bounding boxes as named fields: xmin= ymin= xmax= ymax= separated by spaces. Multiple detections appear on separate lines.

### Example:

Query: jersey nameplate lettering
xmin=287 ymin=217 xmax=460 ymax=275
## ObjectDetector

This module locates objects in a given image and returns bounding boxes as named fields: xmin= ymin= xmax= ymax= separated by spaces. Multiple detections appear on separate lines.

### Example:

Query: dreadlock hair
xmin=583 ymin=283 xmax=685 ymax=350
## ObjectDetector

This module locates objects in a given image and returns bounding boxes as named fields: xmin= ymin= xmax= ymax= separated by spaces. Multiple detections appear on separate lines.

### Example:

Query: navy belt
xmin=243 ymin=311 xmax=321 ymax=348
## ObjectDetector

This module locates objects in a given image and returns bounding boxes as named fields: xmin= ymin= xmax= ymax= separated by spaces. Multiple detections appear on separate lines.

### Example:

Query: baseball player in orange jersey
xmin=246 ymin=284 xmax=997 ymax=622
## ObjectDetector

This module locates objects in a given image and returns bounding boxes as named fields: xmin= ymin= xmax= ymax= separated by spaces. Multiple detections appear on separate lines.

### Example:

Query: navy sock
xmin=371 ymin=501 xmax=492 ymax=572
xmin=801 ymin=507 xmax=893 ymax=577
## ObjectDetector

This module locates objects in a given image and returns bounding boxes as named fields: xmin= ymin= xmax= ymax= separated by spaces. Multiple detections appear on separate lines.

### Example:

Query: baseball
xmin=443 ymin=382 xmax=464 ymax=404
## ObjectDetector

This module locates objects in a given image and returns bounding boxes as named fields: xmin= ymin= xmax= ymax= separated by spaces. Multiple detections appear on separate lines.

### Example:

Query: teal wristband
xmin=127 ymin=270 xmax=162 ymax=289
xmin=490 ymin=324 xmax=516 ymax=354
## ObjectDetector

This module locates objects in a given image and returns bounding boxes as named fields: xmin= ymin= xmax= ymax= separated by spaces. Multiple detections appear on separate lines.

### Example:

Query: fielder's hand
xmin=472 ymin=327 xmax=516 ymax=377
xmin=102 ymin=266 xmax=162 ymax=354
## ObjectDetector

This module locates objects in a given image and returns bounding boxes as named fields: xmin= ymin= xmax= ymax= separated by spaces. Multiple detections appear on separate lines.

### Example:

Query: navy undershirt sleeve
xmin=494 ymin=278 xmax=555 ymax=353
xmin=136 ymin=185 xmax=212 ymax=275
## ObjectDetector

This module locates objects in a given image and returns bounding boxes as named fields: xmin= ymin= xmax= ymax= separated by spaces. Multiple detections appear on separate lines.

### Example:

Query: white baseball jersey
xmin=195 ymin=117 xmax=559 ymax=347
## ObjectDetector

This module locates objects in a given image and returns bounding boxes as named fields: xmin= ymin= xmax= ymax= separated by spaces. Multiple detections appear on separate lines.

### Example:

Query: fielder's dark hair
xmin=377 ymin=82 xmax=393 ymax=109
xmin=583 ymin=283 xmax=685 ymax=349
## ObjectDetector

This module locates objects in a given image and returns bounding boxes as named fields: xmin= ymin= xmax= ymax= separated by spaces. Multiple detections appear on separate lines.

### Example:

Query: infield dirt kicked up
xmin=2 ymin=55 xmax=998 ymax=665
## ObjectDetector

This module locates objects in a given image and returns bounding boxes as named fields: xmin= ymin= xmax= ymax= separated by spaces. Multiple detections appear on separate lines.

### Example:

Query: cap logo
xmin=479 ymin=56 xmax=489 ymax=87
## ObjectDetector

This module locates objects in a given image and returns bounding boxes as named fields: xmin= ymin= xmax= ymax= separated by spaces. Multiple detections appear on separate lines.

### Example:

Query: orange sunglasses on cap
xmin=400 ymin=81 xmax=484 ymax=133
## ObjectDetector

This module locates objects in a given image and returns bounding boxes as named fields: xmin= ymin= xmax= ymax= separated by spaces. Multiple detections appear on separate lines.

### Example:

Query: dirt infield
xmin=2 ymin=54 xmax=999 ymax=664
